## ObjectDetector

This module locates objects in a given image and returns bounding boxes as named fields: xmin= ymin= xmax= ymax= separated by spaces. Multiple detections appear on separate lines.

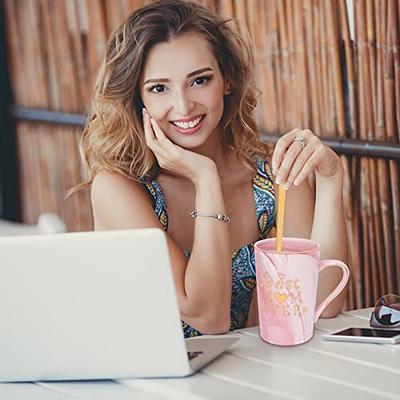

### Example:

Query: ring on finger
xmin=293 ymin=135 xmax=306 ymax=150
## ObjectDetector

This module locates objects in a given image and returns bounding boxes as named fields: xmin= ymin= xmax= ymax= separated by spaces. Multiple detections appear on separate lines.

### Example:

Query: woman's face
xmin=140 ymin=33 xmax=228 ymax=149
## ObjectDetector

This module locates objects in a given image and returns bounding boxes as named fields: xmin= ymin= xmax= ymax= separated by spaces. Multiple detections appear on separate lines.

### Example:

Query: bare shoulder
xmin=91 ymin=170 xmax=161 ymax=230
xmin=91 ymin=170 xmax=144 ymax=205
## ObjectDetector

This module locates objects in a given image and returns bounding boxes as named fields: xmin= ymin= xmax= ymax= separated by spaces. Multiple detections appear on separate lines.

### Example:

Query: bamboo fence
xmin=3 ymin=0 xmax=400 ymax=309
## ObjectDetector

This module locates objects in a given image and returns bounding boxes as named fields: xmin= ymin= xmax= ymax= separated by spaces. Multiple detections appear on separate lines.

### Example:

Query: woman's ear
xmin=224 ymin=82 xmax=231 ymax=95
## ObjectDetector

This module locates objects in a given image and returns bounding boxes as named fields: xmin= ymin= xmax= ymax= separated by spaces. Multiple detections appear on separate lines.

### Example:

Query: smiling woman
xmin=71 ymin=0 xmax=348 ymax=338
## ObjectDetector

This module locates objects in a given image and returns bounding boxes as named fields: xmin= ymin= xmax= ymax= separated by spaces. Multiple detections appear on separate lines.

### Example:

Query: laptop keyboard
xmin=187 ymin=351 xmax=203 ymax=360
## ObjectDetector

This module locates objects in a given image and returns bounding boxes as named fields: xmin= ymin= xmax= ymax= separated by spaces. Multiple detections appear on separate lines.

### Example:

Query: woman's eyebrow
xmin=143 ymin=67 xmax=213 ymax=85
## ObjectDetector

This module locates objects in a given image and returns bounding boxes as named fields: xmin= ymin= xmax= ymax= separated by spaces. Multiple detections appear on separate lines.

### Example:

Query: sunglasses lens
xmin=374 ymin=295 xmax=400 ymax=326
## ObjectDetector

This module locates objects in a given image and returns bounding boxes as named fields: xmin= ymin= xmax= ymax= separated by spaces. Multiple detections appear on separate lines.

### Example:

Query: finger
xmin=275 ymin=141 xmax=303 ymax=185
xmin=143 ymin=109 xmax=157 ymax=144
xmin=149 ymin=117 xmax=181 ymax=161
xmin=292 ymin=151 xmax=322 ymax=186
xmin=271 ymin=128 xmax=301 ymax=173
xmin=284 ymin=144 xmax=315 ymax=188
xmin=143 ymin=109 xmax=167 ymax=159
xmin=285 ymin=134 xmax=324 ymax=187
xmin=150 ymin=117 xmax=169 ymax=145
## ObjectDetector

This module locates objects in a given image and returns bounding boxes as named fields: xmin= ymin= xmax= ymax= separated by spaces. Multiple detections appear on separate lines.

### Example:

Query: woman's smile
xmin=170 ymin=114 xmax=206 ymax=135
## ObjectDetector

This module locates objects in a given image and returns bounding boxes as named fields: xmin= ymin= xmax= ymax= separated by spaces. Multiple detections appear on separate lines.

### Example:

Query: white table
xmin=2 ymin=308 xmax=399 ymax=400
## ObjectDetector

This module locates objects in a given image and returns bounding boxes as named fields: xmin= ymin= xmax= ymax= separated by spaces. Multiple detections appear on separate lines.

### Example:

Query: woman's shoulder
xmin=91 ymin=170 xmax=150 ymax=207
xmin=92 ymin=169 xmax=137 ymax=190
xmin=90 ymin=170 xmax=162 ymax=230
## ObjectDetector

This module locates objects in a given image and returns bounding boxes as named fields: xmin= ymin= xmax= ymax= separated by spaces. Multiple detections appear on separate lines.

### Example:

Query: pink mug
xmin=254 ymin=237 xmax=350 ymax=346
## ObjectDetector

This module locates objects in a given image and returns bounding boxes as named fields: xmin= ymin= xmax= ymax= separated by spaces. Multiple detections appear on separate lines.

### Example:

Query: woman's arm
xmin=91 ymin=169 xmax=232 ymax=334
xmin=311 ymin=166 xmax=348 ymax=317
xmin=272 ymin=129 xmax=349 ymax=318
xmin=282 ymin=166 xmax=348 ymax=317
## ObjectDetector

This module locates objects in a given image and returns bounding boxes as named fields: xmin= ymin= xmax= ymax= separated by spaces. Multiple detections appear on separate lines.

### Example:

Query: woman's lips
xmin=170 ymin=115 xmax=205 ymax=135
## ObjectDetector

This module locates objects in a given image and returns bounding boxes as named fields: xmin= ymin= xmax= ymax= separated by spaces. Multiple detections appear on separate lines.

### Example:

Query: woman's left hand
xmin=271 ymin=128 xmax=341 ymax=189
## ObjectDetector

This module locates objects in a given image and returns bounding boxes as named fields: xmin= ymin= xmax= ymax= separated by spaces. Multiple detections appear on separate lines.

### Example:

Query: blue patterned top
xmin=141 ymin=158 xmax=275 ymax=337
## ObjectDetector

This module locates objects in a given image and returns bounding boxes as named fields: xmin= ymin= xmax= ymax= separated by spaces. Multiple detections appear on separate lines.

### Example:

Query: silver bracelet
xmin=190 ymin=211 xmax=231 ymax=223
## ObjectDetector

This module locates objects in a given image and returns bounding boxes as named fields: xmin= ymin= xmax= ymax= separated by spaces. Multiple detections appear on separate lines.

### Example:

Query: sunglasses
xmin=370 ymin=294 xmax=400 ymax=328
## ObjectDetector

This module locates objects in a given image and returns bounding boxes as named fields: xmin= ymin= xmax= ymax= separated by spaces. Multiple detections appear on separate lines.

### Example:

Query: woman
xmin=78 ymin=0 xmax=347 ymax=337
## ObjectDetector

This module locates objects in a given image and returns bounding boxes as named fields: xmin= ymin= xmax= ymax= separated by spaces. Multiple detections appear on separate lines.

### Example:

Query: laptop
xmin=0 ymin=228 xmax=238 ymax=382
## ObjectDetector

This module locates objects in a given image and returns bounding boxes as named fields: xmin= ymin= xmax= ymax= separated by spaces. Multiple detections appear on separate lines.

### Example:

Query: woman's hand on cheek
xmin=271 ymin=128 xmax=342 ymax=189
xmin=143 ymin=108 xmax=217 ymax=183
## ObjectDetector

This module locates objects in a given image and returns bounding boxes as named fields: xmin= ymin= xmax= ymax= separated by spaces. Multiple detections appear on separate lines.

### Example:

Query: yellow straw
xmin=276 ymin=184 xmax=286 ymax=252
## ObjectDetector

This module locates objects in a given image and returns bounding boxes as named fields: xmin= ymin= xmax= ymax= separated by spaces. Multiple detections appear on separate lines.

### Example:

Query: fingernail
xmin=294 ymin=179 xmax=299 ymax=186
xmin=284 ymin=182 xmax=291 ymax=190
xmin=142 ymin=108 xmax=147 ymax=117
xmin=275 ymin=176 xmax=281 ymax=184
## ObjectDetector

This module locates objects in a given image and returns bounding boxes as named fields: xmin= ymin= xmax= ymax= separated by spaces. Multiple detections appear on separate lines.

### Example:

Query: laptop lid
xmin=0 ymin=228 xmax=191 ymax=381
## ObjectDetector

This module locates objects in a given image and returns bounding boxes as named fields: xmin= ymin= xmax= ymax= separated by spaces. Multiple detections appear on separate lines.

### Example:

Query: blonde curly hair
xmin=69 ymin=0 xmax=271 ymax=195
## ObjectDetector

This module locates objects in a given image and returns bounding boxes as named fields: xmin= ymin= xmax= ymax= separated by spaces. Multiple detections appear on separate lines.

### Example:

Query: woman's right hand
xmin=143 ymin=108 xmax=217 ymax=184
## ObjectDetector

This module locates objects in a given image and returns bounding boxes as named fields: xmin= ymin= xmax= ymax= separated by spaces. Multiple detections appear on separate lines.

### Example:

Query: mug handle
xmin=314 ymin=260 xmax=350 ymax=323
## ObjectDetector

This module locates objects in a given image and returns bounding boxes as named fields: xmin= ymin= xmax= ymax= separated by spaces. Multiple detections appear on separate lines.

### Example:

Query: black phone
xmin=322 ymin=327 xmax=400 ymax=344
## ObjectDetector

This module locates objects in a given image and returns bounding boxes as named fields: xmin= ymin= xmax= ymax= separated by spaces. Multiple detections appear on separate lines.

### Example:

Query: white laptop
xmin=0 ymin=228 xmax=238 ymax=382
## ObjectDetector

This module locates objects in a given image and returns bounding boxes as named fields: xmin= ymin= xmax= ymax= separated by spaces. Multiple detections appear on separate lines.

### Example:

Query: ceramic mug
xmin=254 ymin=237 xmax=350 ymax=346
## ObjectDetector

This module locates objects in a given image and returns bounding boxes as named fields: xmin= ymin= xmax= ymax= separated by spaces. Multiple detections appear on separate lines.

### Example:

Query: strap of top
xmin=143 ymin=180 xmax=168 ymax=231
xmin=252 ymin=158 xmax=276 ymax=239
xmin=142 ymin=157 xmax=275 ymax=238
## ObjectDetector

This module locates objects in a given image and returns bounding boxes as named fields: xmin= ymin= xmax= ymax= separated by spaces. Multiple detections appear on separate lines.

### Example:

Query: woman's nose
xmin=174 ymin=90 xmax=194 ymax=116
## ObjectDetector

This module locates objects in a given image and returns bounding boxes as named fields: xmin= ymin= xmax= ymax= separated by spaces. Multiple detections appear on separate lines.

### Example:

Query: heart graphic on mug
xmin=274 ymin=292 xmax=288 ymax=304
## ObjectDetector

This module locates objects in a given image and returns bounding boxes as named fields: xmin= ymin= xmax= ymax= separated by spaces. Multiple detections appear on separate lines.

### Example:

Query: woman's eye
xmin=149 ymin=84 xmax=165 ymax=93
xmin=192 ymin=76 xmax=211 ymax=86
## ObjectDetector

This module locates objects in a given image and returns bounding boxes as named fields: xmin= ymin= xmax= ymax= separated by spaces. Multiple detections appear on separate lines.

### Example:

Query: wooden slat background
xmin=3 ymin=0 xmax=400 ymax=309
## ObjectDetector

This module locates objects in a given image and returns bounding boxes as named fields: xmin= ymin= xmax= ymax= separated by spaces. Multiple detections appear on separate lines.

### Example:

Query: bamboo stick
xmin=299 ymin=0 xmax=311 ymax=130
xmin=272 ymin=0 xmax=285 ymax=131
xmin=104 ymin=0 xmax=124 ymax=36
xmin=326 ymin=0 xmax=346 ymax=137
xmin=218 ymin=0 xmax=235 ymax=19
xmin=293 ymin=0 xmax=305 ymax=128
xmin=40 ymin=0 xmax=60 ymax=110
xmin=390 ymin=160 xmax=400 ymax=293
xmin=276 ymin=0 xmax=291 ymax=131
xmin=383 ymin=0 xmax=398 ymax=294
xmin=355 ymin=0 xmax=372 ymax=304
xmin=3 ymin=1 xmax=24 ymax=104
xmin=304 ymin=0 xmax=320 ymax=135
xmin=392 ymin=0 xmax=400 ymax=142
xmin=53 ymin=0 xmax=80 ymax=112
xmin=312 ymin=0 xmax=325 ymax=135
xmin=366 ymin=0 xmax=386 ymax=299
xmin=389 ymin=0 xmax=400 ymax=292
xmin=319 ymin=0 xmax=330 ymax=134
xmin=65 ymin=0 xmax=89 ymax=109
xmin=338 ymin=0 xmax=356 ymax=136
xmin=85 ymin=0 xmax=108 ymax=93
xmin=260 ymin=1 xmax=278 ymax=133
xmin=338 ymin=0 xmax=360 ymax=308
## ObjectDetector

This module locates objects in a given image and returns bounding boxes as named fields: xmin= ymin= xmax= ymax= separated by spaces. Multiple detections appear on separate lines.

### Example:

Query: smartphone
xmin=322 ymin=327 xmax=400 ymax=344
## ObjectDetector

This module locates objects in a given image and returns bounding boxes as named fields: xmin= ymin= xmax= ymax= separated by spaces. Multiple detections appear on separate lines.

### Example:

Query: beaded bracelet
xmin=190 ymin=211 xmax=231 ymax=223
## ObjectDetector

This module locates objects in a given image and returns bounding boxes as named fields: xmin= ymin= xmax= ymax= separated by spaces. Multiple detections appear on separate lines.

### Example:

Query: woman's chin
xmin=166 ymin=130 xmax=210 ymax=149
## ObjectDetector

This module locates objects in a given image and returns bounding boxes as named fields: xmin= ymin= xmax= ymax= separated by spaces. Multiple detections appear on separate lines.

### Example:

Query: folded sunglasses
xmin=370 ymin=294 xmax=400 ymax=328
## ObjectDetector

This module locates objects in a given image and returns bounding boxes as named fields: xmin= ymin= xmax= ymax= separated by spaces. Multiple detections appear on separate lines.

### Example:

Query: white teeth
xmin=173 ymin=116 xmax=202 ymax=129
